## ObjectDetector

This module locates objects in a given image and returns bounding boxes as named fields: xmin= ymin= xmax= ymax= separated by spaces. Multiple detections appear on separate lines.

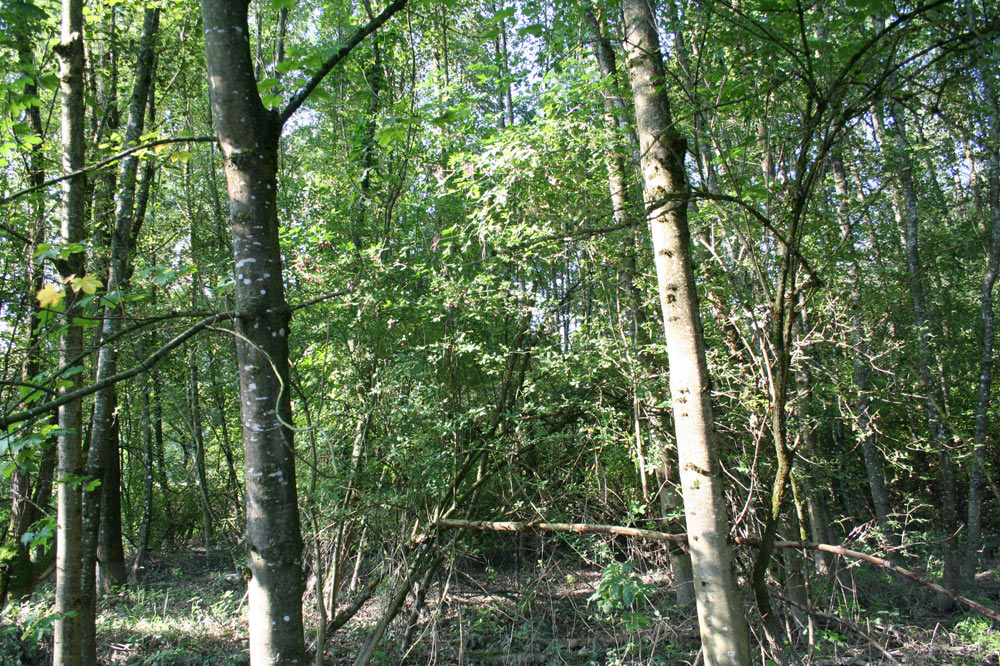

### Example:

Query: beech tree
xmin=199 ymin=0 xmax=406 ymax=660
xmin=53 ymin=0 xmax=87 ymax=660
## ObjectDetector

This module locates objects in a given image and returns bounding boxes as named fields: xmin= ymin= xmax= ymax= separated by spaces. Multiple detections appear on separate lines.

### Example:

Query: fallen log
xmin=434 ymin=518 xmax=1000 ymax=623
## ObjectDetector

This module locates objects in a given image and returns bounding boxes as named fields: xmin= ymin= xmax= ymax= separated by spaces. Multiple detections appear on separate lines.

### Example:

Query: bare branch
xmin=0 ymin=312 xmax=234 ymax=430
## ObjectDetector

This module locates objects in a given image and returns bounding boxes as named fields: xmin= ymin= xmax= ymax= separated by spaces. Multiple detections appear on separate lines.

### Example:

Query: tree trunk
xmin=584 ymin=6 xmax=694 ymax=608
xmin=200 ymin=0 xmax=306 ymax=661
xmin=190 ymin=355 xmax=215 ymax=552
xmin=6 ymin=3 xmax=55 ymax=602
xmin=966 ymin=16 xmax=1000 ymax=582
xmin=80 ymin=12 xmax=159 ymax=663
xmin=53 ymin=0 xmax=87 ymax=658
xmin=133 ymin=366 xmax=154 ymax=576
xmin=97 ymin=407 xmax=127 ymax=593
xmin=885 ymin=105 xmax=960 ymax=610
xmin=831 ymin=152 xmax=897 ymax=549
xmin=622 ymin=1 xmax=750 ymax=663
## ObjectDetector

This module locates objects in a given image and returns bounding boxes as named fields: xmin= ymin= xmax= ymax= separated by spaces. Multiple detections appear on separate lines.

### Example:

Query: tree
xmin=198 ymin=0 xmax=406 ymax=660
xmin=79 ymin=10 xmax=158 ymax=663
xmin=622 ymin=0 xmax=751 ymax=662
xmin=53 ymin=0 xmax=87 ymax=660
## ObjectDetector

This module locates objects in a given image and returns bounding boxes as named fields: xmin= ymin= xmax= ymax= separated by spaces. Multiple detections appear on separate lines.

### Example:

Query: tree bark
xmin=965 ymin=11 xmax=1000 ymax=581
xmin=583 ymin=6 xmax=694 ymax=607
xmin=622 ymin=1 xmax=750 ymax=663
xmin=133 ymin=364 xmax=154 ymax=576
xmin=53 ymin=0 xmax=87 ymax=658
xmin=97 ymin=406 xmax=126 ymax=593
xmin=80 ymin=12 xmax=159 ymax=663
xmin=190 ymin=353 xmax=215 ymax=552
xmin=200 ymin=1 xmax=306 ymax=662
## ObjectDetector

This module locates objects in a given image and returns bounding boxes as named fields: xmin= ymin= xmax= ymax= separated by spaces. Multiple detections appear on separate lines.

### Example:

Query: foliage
xmin=0 ymin=0 xmax=998 ymax=662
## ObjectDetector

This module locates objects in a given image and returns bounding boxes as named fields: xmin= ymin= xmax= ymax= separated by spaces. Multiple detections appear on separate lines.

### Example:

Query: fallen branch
xmin=434 ymin=519 xmax=1000 ymax=623
xmin=436 ymin=519 xmax=688 ymax=545
xmin=770 ymin=540 xmax=1000 ymax=623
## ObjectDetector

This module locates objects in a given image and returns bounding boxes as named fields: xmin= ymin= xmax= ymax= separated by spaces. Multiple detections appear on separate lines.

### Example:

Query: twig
xmin=279 ymin=0 xmax=407 ymax=125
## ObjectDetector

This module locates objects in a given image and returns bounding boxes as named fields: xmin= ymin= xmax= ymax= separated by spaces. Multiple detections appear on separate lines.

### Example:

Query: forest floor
xmin=3 ymin=544 xmax=1000 ymax=665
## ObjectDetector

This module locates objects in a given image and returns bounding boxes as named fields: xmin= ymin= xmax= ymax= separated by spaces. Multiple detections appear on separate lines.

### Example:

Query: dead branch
xmin=434 ymin=519 xmax=1000 ymax=623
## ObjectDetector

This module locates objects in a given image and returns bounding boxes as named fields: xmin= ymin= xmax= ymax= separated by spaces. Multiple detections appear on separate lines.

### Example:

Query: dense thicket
xmin=0 ymin=0 xmax=998 ymax=663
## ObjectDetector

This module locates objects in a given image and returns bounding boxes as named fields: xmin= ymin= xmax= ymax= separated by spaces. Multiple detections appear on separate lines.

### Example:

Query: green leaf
xmin=11 ymin=1 xmax=47 ymax=20
xmin=58 ymin=242 xmax=86 ymax=259
xmin=491 ymin=7 xmax=515 ymax=22
xmin=260 ymin=93 xmax=282 ymax=110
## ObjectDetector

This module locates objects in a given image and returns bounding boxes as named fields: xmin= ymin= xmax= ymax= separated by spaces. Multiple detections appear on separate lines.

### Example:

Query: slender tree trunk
xmin=201 ymin=1 xmax=306 ymax=661
xmin=6 ymin=5 xmax=54 ymax=601
xmin=966 ymin=11 xmax=1000 ymax=581
xmin=831 ymin=152 xmax=897 ymax=549
xmin=190 ymin=355 xmax=214 ymax=552
xmin=97 ymin=407 xmax=126 ymax=593
xmin=133 ymin=367 xmax=154 ymax=576
xmin=211 ymin=374 xmax=242 ymax=513
xmin=53 ymin=0 xmax=87 ymax=658
xmin=80 ymin=12 xmax=159 ymax=663
xmin=584 ymin=6 xmax=694 ymax=607
xmin=129 ymin=87 xmax=157 ymax=579
xmin=885 ymin=106 xmax=960 ymax=610
xmin=622 ymin=2 xmax=750 ymax=663
xmin=153 ymin=377 xmax=172 ymax=541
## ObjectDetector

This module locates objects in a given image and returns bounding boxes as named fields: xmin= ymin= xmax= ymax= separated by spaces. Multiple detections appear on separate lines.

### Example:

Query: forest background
xmin=1 ymin=0 xmax=999 ymax=663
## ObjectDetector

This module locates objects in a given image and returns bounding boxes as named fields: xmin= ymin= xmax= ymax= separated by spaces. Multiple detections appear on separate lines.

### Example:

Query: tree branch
xmin=435 ymin=519 xmax=1000 ymax=623
xmin=278 ymin=0 xmax=407 ymax=126
xmin=0 ymin=312 xmax=234 ymax=430
xmin=0 ymin=136 xmax=215 ymax=209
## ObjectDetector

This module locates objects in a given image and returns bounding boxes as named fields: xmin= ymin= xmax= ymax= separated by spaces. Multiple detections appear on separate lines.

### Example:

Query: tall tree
xmin=53 ymin=0 xmax=88 ymax=658
xmin=622 ymin=0 xmax=750 ymax=663
xmin=965 ymin=0 xmax=1000 ymax=581
xmin=882 ymin=103 xmax=961 ymax=609
xmin=80 ymin=10 xmax=159 ymax=663
xmin=198 ymin=0 xmax=406 ymax=661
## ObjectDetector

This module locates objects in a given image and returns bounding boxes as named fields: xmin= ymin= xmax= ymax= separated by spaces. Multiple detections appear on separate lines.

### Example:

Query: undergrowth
xmin=1 ymin=543 xmax=999 ymax=665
